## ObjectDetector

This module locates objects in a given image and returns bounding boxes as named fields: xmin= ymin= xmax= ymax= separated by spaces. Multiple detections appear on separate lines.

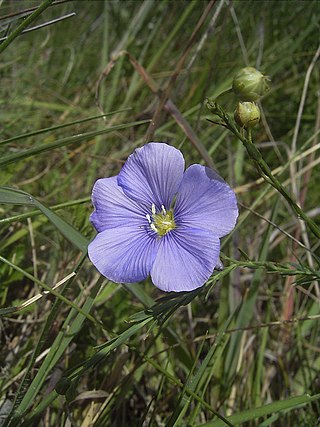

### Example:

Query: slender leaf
xmin=0 ymin=187 xmax=88 ymax=252
xmin=0 ymin=119 xmax=149 ymax=167
xmin=198 ymin=393 xmax=320 ymax=427
xmin=0 ymin=109 xmax=131 ymax=146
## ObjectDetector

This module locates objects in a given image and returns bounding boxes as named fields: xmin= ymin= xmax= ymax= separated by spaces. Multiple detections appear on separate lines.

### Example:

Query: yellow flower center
xmin=147 ymin=204 xmax=176 ymax=236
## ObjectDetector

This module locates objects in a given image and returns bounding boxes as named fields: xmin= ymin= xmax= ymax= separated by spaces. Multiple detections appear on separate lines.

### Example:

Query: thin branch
xmin=0 ymin=0 xmax=54 ymax=54
xmin=0 ymin=12 xmax=76 ymax=41
xmin=0 ymin=0 xmax=70 ymax=21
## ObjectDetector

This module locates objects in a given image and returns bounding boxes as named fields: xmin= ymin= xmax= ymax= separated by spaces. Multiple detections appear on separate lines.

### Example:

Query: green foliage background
xmin=0 ymin=1 xmax=319 ymax=426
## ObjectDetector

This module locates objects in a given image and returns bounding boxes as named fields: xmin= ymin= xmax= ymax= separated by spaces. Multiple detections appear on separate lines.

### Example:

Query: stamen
xmin=150 ymin=223 xmax=158 ymax=233
xmin=148 ymin=203 xmax=175 ymax=236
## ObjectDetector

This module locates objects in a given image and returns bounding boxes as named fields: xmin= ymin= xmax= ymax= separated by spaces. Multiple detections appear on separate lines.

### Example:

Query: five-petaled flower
xmin=88 ymin=143 xmax=238 ymax=292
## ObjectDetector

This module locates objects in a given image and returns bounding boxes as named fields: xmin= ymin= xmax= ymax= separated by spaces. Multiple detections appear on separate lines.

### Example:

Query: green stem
xmin=224 ymin=116 xmax=320 ymax=240
xmin=0 ymin=0 xmax=53 ymax=55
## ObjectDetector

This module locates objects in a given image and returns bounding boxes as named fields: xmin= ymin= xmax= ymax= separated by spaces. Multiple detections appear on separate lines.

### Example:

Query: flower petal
xmin=150 ymin=226 xmax=219 ymax=292
xmin=88 ymin=226 xmax=158 ymax=283
xmin=90 ymin=176 xmax=147 ymax=232
xmin=175 ymin=164 xmax=238 ymax=237
xmin=117 ymin=142 xmax=185 ymax=210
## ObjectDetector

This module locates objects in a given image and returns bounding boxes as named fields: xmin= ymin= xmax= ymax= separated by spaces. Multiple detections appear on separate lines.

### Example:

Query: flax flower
xmin=88 ymin=143 xmax=238 ymax=292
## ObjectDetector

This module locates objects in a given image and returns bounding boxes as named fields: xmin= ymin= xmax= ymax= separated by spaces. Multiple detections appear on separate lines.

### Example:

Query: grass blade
xmin=0 ymin=0 xmax=53 ymax=54
xmin=0 ymin=109 xmax=131 ymax=146
xmin=0 ymin=119 xmax=149 ymax=167
xmin=198 ymin=393 xmax=320 ymax=427
xmin=0 ymin=187 xmax=88 ymax=252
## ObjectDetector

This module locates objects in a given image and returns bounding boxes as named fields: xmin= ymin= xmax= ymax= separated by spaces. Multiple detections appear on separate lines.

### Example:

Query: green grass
xmin=0 ymin=1 xmax=319 ymax=426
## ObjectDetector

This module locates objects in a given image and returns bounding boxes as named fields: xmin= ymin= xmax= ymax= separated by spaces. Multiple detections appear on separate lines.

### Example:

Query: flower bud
xmin=234 ymin=102 xmax=260 ymax=128
xmin=232 ymin=67 xmax=269 ymax=101
xmin=205 ymin=98 xmax=220 ymax=114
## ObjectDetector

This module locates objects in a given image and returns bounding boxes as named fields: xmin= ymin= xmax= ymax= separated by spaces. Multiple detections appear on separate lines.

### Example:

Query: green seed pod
xmin=232 ymin=67 xmax=269 ymax=101
xmin=234 ymin=102 xmax=260 ymax=128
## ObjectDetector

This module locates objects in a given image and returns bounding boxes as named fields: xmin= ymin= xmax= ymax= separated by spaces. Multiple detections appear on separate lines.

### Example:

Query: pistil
xmin=146 ymin=204 xmax=176 ymax=236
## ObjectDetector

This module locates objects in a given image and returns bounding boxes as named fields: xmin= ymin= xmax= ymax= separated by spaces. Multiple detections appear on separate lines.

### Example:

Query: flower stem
xmin=224 ymin=113 xmax=320 ymax=240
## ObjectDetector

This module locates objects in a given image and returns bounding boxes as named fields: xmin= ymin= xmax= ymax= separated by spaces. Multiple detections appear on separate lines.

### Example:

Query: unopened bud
xmin=232 ymin=67 xmax=269 ymax=101
xmin=205 ymin=98 xmax=220 ymax=114
xmin=234 ymin=102 xmax=260 ymax=128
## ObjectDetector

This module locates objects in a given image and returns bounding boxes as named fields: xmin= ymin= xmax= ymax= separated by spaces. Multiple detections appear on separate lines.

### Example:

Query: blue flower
xmin=88 ymin=143 xmax=238 ymax=292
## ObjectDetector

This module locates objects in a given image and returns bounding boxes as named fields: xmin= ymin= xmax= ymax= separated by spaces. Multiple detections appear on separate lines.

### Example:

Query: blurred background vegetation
xmin=0 ymin=1 xmax=319 ymax=426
